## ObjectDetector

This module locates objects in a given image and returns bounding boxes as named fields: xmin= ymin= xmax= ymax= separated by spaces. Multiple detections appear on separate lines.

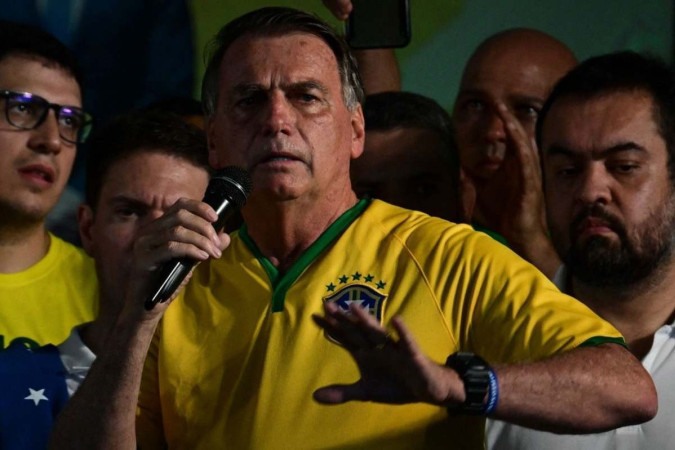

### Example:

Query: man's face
xmin=207 ymin=33 xmax=364 ymax=203
xmin=79 ymin=152 xmax=209 ymax=303
xmin=351 ymin=127 xmax=460 ymax=221
xmin=543 ymin=91 xmax=675 ymax=286
xmin=453 ymin=46 xmax=568 ymax=181
xmin=0 ymin=55 xmax=80 ymax=222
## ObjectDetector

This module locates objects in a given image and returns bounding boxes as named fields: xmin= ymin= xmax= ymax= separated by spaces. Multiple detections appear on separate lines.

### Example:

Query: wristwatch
xmin=445 ymin=352 xmax=493 ymax=415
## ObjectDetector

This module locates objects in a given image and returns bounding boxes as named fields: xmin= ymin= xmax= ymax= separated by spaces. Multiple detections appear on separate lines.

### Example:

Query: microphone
xmin=144 ymin=166 xmax=252 ymax=310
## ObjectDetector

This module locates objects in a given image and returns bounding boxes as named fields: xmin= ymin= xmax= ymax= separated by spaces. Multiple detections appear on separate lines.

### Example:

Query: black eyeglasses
xmin=0 ymin=90 xmax=93 ymax=144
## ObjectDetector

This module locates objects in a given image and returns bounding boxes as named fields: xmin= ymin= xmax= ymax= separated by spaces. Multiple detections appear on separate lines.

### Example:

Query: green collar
xmin=239 ymin=198 xmax=370 ymax=312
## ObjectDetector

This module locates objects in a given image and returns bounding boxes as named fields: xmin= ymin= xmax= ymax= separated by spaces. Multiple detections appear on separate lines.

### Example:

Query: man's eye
xmin=235 ymin=92 xmax=265 ymax=108
xmin=236 ymin=97 xmax=256 ymax=107
xmin=10 ymin=102 xmax=38 ymax=116
xmin=463 ymin=100 xmax=484 ymax=112
xmin=115 ymin=207 xmax=139 ymax=218
xmin=297 ymin=93 xmax=319 ymax=103
xmin=610 ymin=163 xmax=639 ymax=174
xmin=59 ymin=114 xmax=83 ymax=130
xmin=556 ymin=166 xmax=579 ymax=178
xmin=514 ymin=105 xmax=539 ymax=120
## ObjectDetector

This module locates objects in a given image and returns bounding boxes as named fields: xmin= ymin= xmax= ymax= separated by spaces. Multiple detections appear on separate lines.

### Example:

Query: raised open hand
xmin=312 ymin=302 xmax=463 ymax=406
xmin=474 ymin=102 xmax=561 ymax=277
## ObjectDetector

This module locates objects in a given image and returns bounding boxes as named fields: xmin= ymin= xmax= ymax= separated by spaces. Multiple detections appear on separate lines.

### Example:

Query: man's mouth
xmin=18 ymin=164 xmax=55 ymax=185
xmin=255 ymin=151 xmax=302 ymax=167
xmin=575 ymin=216 xmax=615 ymax=239
xmin=477 ymin=156 xmax=503 ymax=168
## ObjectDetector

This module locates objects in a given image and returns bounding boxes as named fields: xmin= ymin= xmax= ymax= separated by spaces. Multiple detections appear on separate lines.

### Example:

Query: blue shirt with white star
xmin=0 ymin=341 xmax=69 ymax=449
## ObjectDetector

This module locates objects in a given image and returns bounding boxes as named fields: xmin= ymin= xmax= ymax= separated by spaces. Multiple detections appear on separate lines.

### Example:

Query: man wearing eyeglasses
xmin=0 ymin=21 xmax=98 ymax=349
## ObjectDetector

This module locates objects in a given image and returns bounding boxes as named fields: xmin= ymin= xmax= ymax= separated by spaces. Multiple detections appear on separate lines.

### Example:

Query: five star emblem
xmin=24 ymin=388 xmax=48 ymax=406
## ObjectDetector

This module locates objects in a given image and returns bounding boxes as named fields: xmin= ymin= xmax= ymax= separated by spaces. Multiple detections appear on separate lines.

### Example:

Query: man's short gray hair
xmin=201 ymin=7 xmax=364 ymax=118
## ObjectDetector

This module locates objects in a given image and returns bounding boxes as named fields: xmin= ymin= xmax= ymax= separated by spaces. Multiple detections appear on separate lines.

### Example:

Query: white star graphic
xmin=24 ymin=388 xmax=49 ymax=406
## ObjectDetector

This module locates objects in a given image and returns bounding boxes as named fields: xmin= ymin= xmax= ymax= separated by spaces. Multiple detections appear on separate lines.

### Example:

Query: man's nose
xmin=27 ymin=110 xmax=63 ymax=154
xmin=482 ymin=110 xmax=506 ymax=143
xmin=576 ymin=164 xmax=612 ymax=206
xmin=261 ymin=92 xmax=294 ymax=136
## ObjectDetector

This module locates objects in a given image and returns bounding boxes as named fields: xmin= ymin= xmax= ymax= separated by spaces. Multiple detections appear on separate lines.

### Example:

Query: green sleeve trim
xmin=471 ymin=224 xmax=509 ymax=246
xmin=241 ymin=198 xmax=371 ymax=312
xmin=578 ymin=336 xmax=627 ymax=349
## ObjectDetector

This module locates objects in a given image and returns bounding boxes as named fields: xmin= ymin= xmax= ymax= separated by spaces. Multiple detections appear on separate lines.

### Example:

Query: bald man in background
xmin=453 ymin=28 xmax=576 ymax=278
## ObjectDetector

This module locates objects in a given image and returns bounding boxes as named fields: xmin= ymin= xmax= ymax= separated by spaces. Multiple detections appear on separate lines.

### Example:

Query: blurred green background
xmin=190 ymin=0 xmax=673 ymax=109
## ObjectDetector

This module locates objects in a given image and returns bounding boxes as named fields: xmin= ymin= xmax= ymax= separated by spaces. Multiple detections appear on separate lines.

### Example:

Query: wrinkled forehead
xmin=540 ymin=91 xmax=664 ymax=157
xmin=219 ymin=32 xmax=338 ymax=74
xmin=100 ymin=152 xmax=209 ymax=202
xmin=214 ymin=32 xmax=344 ymax=107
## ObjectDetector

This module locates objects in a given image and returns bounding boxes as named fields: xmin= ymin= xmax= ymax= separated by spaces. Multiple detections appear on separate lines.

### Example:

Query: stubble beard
xmin=562 ymin=201 xmax=675 ymax=288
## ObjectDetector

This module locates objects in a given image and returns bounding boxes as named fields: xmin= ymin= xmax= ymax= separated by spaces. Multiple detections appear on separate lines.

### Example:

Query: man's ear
xmin=350 ymin=104 xmax=365 ymax=160
xmin=77 ymin=204 xmax=96 ymax=256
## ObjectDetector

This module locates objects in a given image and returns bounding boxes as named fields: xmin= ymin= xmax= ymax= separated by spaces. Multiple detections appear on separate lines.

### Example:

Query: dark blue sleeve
xmin=0 ymin=342 xmax=69 ymax=450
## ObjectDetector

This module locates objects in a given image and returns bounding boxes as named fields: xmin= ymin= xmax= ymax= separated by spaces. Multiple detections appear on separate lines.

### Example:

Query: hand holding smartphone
xmin=346 ymin=0 xmax=411 ymax=49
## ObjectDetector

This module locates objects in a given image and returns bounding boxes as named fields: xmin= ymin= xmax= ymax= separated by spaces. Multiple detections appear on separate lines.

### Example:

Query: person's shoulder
xmin=45 ymin=234 xmax=98 ymax=300
xmin=363 ymin=200 xmax=493 ymax=249
xmin=0 ymin=341 xmax=64 ymax=371
xmin=363 ymin=199 xmax=471 ymax=234
xmin=364 ymin=201 xmax=536 ymax=278
xmin=48 ymin=233 xmax=95 ymax=269
xmin=49 ymin=233 xmax=87 ymax=256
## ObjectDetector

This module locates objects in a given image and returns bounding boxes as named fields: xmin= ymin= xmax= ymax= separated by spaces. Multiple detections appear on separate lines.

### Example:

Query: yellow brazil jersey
xmin=0 ymin=233 xmax=98 ymax=348
xmin=138 ymin=199 xmax=623 ymax=450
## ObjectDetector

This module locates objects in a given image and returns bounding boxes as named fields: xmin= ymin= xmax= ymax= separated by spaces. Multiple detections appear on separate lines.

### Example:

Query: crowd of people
xmin=0 ymin=1 xmax=673 ymax=449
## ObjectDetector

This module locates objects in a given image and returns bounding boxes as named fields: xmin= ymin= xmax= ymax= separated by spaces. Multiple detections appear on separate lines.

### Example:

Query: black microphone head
xmin=145 ymin=166 xmax=252 ymax=310
xmin=209 ymin=166 xmax=252 ymax=208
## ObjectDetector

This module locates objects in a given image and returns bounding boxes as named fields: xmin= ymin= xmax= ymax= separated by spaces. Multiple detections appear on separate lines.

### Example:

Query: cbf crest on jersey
xmin=323 ymin=271 xmax=388 ymax=321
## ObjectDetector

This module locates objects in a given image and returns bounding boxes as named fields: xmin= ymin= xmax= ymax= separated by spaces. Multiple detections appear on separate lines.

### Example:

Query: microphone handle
xmin=144 ymin=258 xmax=195 ymax=310
xmin=143 ymin=197 xmax=237 ymax=311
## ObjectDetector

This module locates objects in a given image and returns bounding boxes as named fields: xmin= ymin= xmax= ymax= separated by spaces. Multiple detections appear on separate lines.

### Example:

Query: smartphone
xmin=345 ymin=0 xmax=411 ymax=49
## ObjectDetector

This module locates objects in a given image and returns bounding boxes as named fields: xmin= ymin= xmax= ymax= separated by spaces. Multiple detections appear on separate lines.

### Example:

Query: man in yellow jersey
xmin=52 ymin=8 xmax=656 ymax=450
xmin=0 ymin=21 xmax=97 ymax=349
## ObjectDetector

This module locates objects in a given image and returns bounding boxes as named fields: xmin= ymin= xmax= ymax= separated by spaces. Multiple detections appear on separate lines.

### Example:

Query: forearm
xmin=314 ymin=304 xmax=657 ymax=434
xmin=353 ymin=49 xmax=401 ymax=94
xmin=489 ymin=344 xmax=656 ymax=433
xmin=322 ymin=0 xmax=400 ymax=94
xmin=50 ymin=314 xmax=159 ymax=450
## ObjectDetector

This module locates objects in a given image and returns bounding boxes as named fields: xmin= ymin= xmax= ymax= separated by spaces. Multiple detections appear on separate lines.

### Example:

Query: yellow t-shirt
xmin=0 ymin=233 xmax=98 ymax=348
xmin=138 ymin=199 xmax=622 ymax=450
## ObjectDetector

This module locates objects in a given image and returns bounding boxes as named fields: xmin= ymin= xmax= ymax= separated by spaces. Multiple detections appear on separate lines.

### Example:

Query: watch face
xmin=445 ymin=352 xmax=491 ymax=414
